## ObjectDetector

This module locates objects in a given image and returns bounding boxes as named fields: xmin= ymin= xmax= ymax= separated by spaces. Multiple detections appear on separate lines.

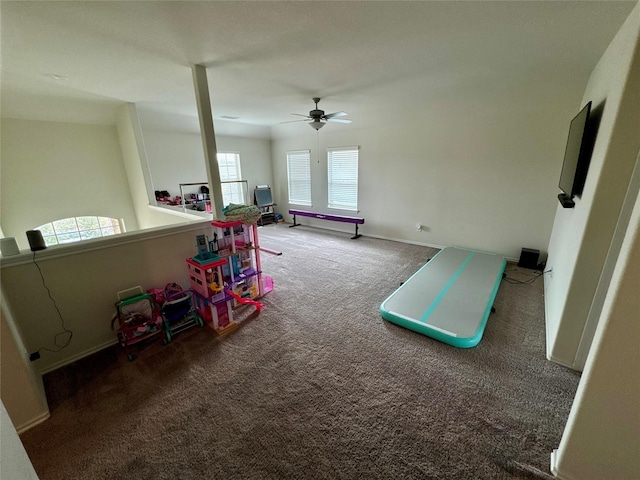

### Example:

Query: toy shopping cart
xmin=111 ymin=287 xmax=162 ymax=361
xmin=160 ymin=289 xmax=204 ymax=344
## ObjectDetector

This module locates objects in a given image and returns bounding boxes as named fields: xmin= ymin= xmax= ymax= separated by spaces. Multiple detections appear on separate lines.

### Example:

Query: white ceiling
xmin=1 ymin=1 xmax=636 ymax=136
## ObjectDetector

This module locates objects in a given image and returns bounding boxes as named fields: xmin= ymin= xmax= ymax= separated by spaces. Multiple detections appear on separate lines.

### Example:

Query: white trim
xmin=282 ymin=222 xmax=520 ymax=262
xmin=38 ymin=339 xmax=119 ymax=375
xmin=544 ymin=275 xmax=553 ymax=363
xmin=550 ymin=450 xmax=559 ymax=477
xmin=550 ymin=449 xmax=579 ymax=480
xmin=15 ymin=411 xmax=51 ymax=435
xmin=284 ymin=221 xmax=445 ymax=251
xmin=327 ymin=145 xmax=360 ymax=152
xmin=545 ymin=353 xmax=576 ymax=370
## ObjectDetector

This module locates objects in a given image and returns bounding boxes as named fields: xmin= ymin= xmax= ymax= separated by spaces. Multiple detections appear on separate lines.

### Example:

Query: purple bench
xmin=289 ymin=209 xmax=364 ymax=239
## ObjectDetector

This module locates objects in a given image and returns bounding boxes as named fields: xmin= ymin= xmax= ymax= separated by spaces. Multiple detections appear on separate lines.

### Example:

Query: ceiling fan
xmin=284 ymin=97 xmax=352 ymax=130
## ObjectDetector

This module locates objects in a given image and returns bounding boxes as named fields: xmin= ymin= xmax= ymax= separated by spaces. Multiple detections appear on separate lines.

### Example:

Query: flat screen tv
xmin=558 ymin=101 xmax=592 ymax=208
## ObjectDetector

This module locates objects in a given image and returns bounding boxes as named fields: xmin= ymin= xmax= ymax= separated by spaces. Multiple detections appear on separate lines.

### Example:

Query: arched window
xmin=36 ymin=216 xmax=124 ymax=246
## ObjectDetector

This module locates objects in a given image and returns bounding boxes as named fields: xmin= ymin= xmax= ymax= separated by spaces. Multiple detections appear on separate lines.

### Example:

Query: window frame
xmin=36 ymin=216 xmax=124 ymax=246
xmin=217 ymin=152 xmax=244 ymax=206
xmin=286 ymin=150 xmax=312 ymax=206
xmin=327 ymin=146 xmax=359 ymax=211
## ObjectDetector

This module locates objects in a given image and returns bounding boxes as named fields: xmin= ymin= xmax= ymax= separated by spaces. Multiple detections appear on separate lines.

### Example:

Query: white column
xmin=192 ymin=64 xmax=224 ymax=219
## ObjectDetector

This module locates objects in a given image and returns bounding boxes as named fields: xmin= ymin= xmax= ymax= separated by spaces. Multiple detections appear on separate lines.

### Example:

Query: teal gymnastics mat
xmin=380 ymin=247 xmax=506 ymax=348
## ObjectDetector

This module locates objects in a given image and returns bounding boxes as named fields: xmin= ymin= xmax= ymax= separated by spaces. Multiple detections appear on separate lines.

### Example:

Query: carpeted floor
xmin=20 ymin=224 xmax=580 ymax=479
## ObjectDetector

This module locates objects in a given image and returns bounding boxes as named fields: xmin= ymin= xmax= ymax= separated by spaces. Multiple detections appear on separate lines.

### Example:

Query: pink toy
xmin=227 ymin=290 xmax=264 ymax=312
xmin=147 ymin=288 xmax=165 ymax=304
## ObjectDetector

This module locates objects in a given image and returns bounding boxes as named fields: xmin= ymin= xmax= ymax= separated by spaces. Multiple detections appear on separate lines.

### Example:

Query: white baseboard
xmin=15 ymin=340 xmax=119 ymax=432
xmin=283 ymin=222 xmax=520 ymax=261
xmin=550 ymin=449 xmax=582 ymax=480
xmin=16 ymin=410 xmax=50 ymax=434
xmin=550 ymin=449 xmax=559 ymax=476
xmin=39 ymin=339 xmax=119 ymax=375
xmin=545 ymin=351 xmax=579 ymax=371
xmin=283 ymin=221 xmax=446 ymax=250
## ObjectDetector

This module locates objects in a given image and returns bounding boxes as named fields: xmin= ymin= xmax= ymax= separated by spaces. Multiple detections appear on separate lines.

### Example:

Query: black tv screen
xmin=559 ymin=101 xmax=592 ymax=200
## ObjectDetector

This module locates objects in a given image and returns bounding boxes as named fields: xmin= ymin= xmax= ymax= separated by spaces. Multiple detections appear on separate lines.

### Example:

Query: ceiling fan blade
xmin=280 ymin=119 xmax=310 ymax=124
xmin=324 ymin=111 xmax=348 ymax=119
xmin=290 ymin=113 xmax=311 ymax=118
xmin=326 ymin=118 xmax=352 ymax=124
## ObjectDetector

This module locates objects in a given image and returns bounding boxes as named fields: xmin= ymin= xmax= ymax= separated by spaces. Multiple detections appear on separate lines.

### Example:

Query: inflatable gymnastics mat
xmin=380 ymin=247 xmax=506 ymax=348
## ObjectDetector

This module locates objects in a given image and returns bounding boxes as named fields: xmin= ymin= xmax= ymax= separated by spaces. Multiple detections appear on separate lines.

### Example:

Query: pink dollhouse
xmin=187 ymin=220 xmax=273 ymax=334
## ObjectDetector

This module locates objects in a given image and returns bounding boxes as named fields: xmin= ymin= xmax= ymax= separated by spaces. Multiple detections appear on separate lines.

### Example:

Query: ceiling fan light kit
xmin=287 ymin=97 xmax=352 ymax=130
xmin=310 ymin=119 xmax=325 ymax=130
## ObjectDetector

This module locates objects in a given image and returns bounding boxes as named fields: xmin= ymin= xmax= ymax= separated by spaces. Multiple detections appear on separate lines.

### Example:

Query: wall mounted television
xmin=558 ymin=101 xmax=593 ymax=208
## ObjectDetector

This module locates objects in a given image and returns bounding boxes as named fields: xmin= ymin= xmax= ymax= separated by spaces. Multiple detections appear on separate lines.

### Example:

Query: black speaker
xmin=518 ymin=248 xmax=539 ymax=269
xmin=26 ymin=230 xmax=47 ymax=251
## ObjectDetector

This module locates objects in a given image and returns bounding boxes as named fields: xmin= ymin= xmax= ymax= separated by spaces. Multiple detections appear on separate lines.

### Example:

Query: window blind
xmin=287 ymin=150 xmax=312 ymax=206
xmin=328 ymin=146 xmax=359 ymax=211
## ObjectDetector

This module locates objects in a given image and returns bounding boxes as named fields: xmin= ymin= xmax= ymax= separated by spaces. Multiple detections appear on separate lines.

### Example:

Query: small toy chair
xmin=160 ymin=290 xmax=204 ymax=343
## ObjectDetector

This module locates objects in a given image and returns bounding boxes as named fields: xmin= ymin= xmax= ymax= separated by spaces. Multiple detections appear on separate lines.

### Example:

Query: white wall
xmin=216 ymin=135 xmax=274 ymax=201
xmin=137 ymin=108 xmax=273 ymax=206
xmin=0 ymin=221 xmax=214 ymax=374
xmin=1 ymin=290 xmax=49 ymax=432
xmin=115 ymin=104 xmax=194 ymax=230
xmin=0 ymin=118 xmax=139 ymax=249
xmin=1 ymin=402 xmax=40 ymax=480
xmin=552 ymin=156 xmax=640 ymax=479
xmin=547 ymin=4 xmax=640 ymax=478
xmin=544 ymin=4 xmax=640 ymax=370
xmin=143 ymin=129 xmax=210 ymax=197
xmin=271 ymin=82 xmax=582 ymax=259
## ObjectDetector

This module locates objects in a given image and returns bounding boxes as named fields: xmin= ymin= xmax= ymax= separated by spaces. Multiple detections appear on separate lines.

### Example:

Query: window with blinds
xmin=287 ymin=150 xmax=312 ymax=206
xmin=328 ymin=146 xmax=359 ymax=211
xmin=217 ymin=152 xmax=244 ymax=205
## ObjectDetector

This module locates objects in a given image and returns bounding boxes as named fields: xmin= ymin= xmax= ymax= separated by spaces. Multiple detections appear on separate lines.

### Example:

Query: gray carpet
xmin=21 ymin=224 xmax=580 ymax=479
